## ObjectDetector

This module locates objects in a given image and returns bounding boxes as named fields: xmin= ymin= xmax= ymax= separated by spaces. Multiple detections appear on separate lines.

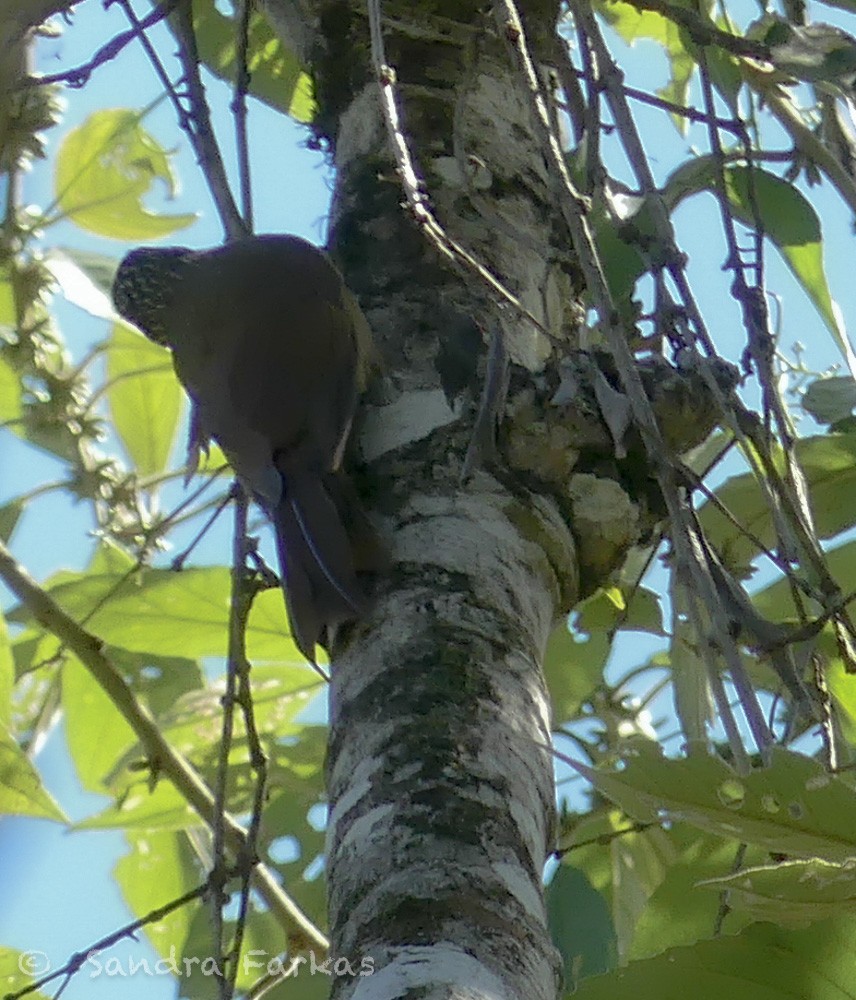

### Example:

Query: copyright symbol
xmin=18 ymin=951 xmax=50 ymax=977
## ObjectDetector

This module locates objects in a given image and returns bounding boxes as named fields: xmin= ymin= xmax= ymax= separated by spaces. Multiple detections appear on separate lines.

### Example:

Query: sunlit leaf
xmin=191 ymin=0 xmax=314 ymax=122
xmin=700 ymin=858 xmax=856 ymax=928
xmin=0 ymin=728 xmax=67 ymax=822
xmin=0 ymin=356 xmax=21 ymax=424
xmin=54 ymin=108 xmax=197 ymax=239
xmin=544 ymin=620 xmax=608 ymax=723
xmin=570 ymin=915 xmax=856 ymax=999
xmin=106 ymin=322 xmax=182 ymax=476
xmin=0 ymin=947 xmax=53 ymax=1000
xmin=573 ymin=743 xmax=856 ymax=861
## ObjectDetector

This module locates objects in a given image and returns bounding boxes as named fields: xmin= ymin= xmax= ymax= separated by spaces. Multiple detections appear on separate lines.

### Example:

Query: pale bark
xmin=265 ymin=1 xmax=641 ymax=997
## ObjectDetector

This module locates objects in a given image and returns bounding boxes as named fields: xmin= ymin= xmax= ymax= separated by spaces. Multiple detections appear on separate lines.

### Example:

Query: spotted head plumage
xmin=112 ymin=246 xmax=194 ymax=345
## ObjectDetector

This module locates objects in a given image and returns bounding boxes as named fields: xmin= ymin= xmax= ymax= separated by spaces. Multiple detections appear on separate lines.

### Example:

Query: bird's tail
xmin=273 ymin=471 xmax=367 ymax=664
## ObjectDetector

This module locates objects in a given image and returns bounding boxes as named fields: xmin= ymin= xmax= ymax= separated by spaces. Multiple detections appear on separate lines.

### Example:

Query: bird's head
xmin=112 ymin=246 xmax=194 ymax=345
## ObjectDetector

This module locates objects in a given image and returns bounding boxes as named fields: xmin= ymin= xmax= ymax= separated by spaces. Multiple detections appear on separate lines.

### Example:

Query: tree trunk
xmin=267 ymin=1 xmax=660 ymax=996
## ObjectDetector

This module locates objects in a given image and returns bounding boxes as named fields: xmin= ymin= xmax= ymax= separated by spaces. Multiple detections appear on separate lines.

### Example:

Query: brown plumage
xmin=112 ymin=234 xmax=378 ymax=664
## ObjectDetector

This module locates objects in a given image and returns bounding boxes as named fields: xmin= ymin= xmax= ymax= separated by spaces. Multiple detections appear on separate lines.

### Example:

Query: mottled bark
xmin=263 ymin=1 xmax=714 ymax=997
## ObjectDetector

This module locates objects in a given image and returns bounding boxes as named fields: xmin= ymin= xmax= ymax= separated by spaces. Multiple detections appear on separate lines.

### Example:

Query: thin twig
xmin=232 ymin=0 xmax=254 ymax=229
xmin=210 ymin=493 xmax=251 ymax=999
xmin=115 ymin=0 xmax=245 ymax=239
xmin=500 ymin=0 xmax=774 ymax=761
xmin=0 ymin=540 xmax=329 ymax=952
xmin=6 ymin=880 xmax=210 ymax=1000
xmin=365 ymin=0 xmax=553 ymax=341
xmin=22 ymin=0 xmax=179 ymax=87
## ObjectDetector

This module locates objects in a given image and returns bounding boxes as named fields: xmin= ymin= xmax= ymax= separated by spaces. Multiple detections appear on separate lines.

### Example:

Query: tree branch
xmin=0 ymin=539 xmax=329 ymax=953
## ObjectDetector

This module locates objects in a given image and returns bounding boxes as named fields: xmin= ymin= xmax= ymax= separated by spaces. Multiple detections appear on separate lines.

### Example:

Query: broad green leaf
xmin=115 ymin=830 xmax=201 ymax=963
xmin=79 ymin=780 xmax=199 ymax=830
xmin=0 ymin=499 xmax=24 ymax=544
xmin=574 ymin=743 xmax=856 ymax=861
xmin=570 ymin=915 xmax=856 ymax=999
xmin=246 ymin=586 xmax=315 ymax=665
xmin=62 ymin=656 xmax=138 ymax=793
xmin=107 ymin=322 xmax=182 ymax=476
xmin=803 ymin=375 xmax=856 ymax=425
xmin=699 ymin=432 xmax=856 ymax=573
xmin=10 ymin=565 xmax=318 ymax=669
xmin=596 ymin=0 xmax=695 ymax=114
xmin=0 ymin=355 xmax=21 ymax=424
xmin=575 ymin=585 xmax=664 ymax=635
xmin=88 ymin=540 xmax=137 ymax=575
xmin=751 ymin=538 xmax=856 ymax=620
xmin=0 ymin=265 xmax=14 ymax=326
xmin=629 ymin=832 xmax=763 ymax=959
xmin=560 ymin=807 xmax=679 ymax=960
xmin=664 ymin=161 xmax=855 ymax=374
xmin=0 ymin=947 xmax=53 ymax=1000
xmin=0 ymin=612 xmax=11 ymax=730
xmin=0 ymin=728 xmax=67 ymax=822
xmin=191 ymin=0 xmax=314 ymax=122
xmin=548 ymin=865 xmax=618 ymax=989
xmin=54 ymin=108 xmax=196 ymax=239
xmin=826 ymin=654 xmax=856 ymax=745
xmin=154 ymin=665 xmax=322 ymax=764
xmin=700 ymin=858 xmax=856 ymax=927
xmin=12 ymin=567 xmax=232 ymax=658
xmin=544 ymin=621 xmax=609 ymax=723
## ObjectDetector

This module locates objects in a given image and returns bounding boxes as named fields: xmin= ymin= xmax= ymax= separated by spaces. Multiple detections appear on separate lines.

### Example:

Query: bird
xmin=111 ymin=234 xmax=378 ymax=666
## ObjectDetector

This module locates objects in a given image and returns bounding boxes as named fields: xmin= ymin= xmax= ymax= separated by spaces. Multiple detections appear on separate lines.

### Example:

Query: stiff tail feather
xmin=273 ymin=471 xmax=365 ymax=664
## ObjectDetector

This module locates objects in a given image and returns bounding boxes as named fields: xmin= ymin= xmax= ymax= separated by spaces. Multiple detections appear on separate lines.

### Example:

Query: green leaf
xmin=699 ymin=432 xmax=856 ymax=572
xmin=191 ymin=0 xmax=314 ymax=122
xmin=544 ymin=621 xmax=608 ymax=723
xmin=153 ymin=665 xmax=322 ymax=767
xmin=803 ymin=375 xmax=856 ymax=425
xmin=548 ymin=865 xmax=618 ymax=989
xmin=629 ymin=832 xmax=761 ymax=959
xmin=700 ymin=858 xmax=856 ymax=928
xmin=79 ymin=781 xmax=199 ymax=830
xmin=62 ymin=656 xmax=138 ymax=793
xmin=0 ymin=612 xmax=15 ymax=731
xmin=0 ymin=728 xmax=67 ymax=822
xmin=14 ymin=567 xmax=232 ymax=658
xmin=751 ymin=537 xmax=856 ymax=620
xmin=575 ymin=585 xmax=664 ymax=635
xmin=115 ymin=830 xmax=201 ymax=963
xmin=106 ymin=322 xmax=182 ymax=476
xmin=0 ymin=947 xmax=53 ymax=1000
xmin=597 ymin=0 xmax=694 ymax=115
xmin=664 ymin=161 xmax=855 ymax=375
xmin=0 ymin=355 xmax=21 ymax=424
xmin=574 ymin=743 xmax=856 ymax=862
xmin=54 ymin=108 xmax=197 ymax=239
xmin=569 ymin=915 xmax=856 ymax=999
xmin=0 ymin=499 xmax=24 ymax=544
